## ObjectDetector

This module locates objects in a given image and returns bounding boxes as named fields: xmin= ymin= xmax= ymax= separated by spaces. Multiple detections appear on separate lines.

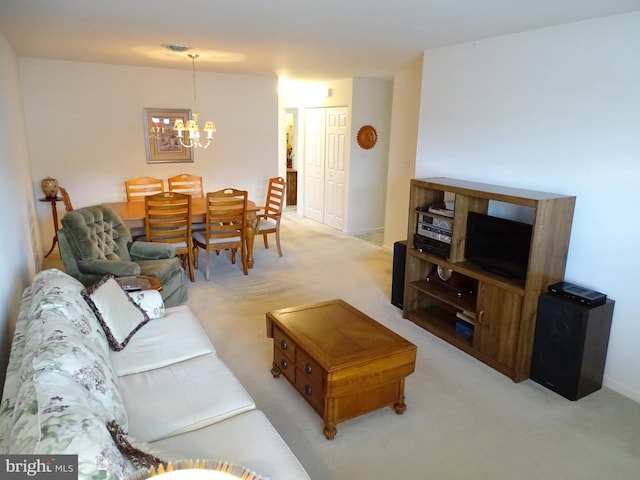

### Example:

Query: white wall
xmin=19 ymin=59 xmax=279 ymax=247
xmin=0 ymin=32 xmax=39 ymax=394
xmin=414 ymin=12 xmax=640 ymax=401
xmin=348 ymin=77 xmax=393 ymax=235
xmin=383 ymin=57 xmax=423 ymax=249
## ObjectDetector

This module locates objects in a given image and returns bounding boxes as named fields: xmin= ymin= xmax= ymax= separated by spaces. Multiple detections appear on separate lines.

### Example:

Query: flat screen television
xmin=465 ymin=212 xmax=533 ymax=279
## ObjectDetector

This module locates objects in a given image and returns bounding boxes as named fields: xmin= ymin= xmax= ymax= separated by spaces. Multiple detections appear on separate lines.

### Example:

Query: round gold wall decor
xmin=356 ymin=125 xmax=377 ymax=150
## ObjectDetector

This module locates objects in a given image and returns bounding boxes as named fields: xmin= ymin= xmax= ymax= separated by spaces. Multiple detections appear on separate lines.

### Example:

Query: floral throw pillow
xmin=127 ymin=290 xmax=165 ymax=319
xmin=81 ymin=275 xmax=150 ymax=351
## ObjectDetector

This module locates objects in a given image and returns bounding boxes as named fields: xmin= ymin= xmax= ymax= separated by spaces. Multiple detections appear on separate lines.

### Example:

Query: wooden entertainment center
xmin=403 ymin=177 xmax=576 ymax=382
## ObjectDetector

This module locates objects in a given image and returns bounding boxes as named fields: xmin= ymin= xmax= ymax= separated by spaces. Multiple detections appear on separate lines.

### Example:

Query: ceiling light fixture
xmin=161 ymin=43 xmax=192 ymax=53
xmin=173 ymin=53 xmax=216 ymax=149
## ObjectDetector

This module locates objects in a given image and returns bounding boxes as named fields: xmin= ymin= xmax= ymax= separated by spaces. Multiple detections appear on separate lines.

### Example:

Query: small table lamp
xmin=141 ymin=460 xmax=262 ymax=480
xmin=150 ymin=471 xmax=238 ymax=479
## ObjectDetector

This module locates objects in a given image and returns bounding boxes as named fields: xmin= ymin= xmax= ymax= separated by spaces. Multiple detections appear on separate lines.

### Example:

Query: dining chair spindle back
xmin=144 ymin=191 xmax=194 ymax=282
xmin=256 ymin=176 xmax=286 ymax=256
xmin=168 ymin=174 xmax=204 ymax=198
xmin=192 ymin=188 xmax=248 ymax=280
xmin=125 ymin=176 xmax=165 ymax=202
xmin=59 ymin=186 xmax=74 ymax=213
xmin=168 ymin=174 xmax=205 ymax=233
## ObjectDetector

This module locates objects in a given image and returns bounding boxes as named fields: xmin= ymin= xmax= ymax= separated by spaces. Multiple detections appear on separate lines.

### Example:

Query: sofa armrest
xmin=129 ymin=241 xmax=176 ymax=260
xmin=77 ymin=259 xmax=141 ymax=277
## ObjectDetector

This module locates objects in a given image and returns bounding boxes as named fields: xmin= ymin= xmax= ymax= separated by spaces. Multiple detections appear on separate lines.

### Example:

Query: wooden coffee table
xmin=266 ymin=299 xmax=417 ymax=439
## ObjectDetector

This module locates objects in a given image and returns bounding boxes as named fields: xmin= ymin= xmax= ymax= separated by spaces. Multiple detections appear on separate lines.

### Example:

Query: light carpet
xmin=44 ymin=209 xmax=640 ymax=479
xmin=185 ymin=210 xmax=640 ymax=480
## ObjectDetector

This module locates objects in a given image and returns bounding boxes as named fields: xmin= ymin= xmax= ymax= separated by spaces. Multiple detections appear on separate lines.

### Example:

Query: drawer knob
xmin=304 ymin=363 xmax=313 ymax=374
xmin=280 ymin=359 xmax=288 ymax=369
xmin=304 ymin=385 xmax=312 ymax=396
xmin=280 ymin=339 xmax=288 ymax=350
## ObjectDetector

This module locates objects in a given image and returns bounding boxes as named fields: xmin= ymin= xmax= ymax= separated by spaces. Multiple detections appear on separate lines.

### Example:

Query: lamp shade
xmin=151 ymin=471 xmax=237 ymax=479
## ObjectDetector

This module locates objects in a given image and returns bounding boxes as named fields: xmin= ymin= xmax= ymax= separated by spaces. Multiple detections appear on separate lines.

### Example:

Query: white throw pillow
xmin=82 ymin=275 xmax=150 ymax=351
xmin=127 ymin=289 xmax=166 ymax=319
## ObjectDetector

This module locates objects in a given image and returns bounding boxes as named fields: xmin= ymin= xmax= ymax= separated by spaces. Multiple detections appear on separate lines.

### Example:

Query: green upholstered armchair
xmin=58 ymin=205 xmax=187 ymax=307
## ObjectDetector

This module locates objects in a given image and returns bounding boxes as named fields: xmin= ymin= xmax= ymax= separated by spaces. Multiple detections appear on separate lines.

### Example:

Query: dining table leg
xmin=245 ymin=211 xmax=257 ymax=269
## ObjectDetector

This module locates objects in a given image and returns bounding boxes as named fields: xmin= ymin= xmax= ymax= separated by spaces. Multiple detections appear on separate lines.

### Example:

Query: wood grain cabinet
xmin=286 ymin=169 xmax=297 ymax=206
xmin=403 ymin=178 xmax=575 ymax=381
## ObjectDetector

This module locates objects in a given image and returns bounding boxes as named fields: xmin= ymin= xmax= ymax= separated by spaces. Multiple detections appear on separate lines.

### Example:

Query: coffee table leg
xmin=393 ymin=379 xmax=407 ymax=414
xmin=323 ymin=422 xmax=337 ymax=440
xmin=393 ymin=401 xmax=407 ymax=414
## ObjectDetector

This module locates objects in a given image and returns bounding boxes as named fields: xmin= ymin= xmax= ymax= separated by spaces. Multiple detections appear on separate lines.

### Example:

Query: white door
xmin=304 ymin=108 xmax=326 ymax=223
xmin=323 ymin=107 xmax=348 ymax=230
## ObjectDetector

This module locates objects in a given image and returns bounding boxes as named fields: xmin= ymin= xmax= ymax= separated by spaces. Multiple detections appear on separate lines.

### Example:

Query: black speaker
xmin=391 ymin=241 xmax=407 ymax=309
xmin=530 ymin=293 xmax=614 ymax=400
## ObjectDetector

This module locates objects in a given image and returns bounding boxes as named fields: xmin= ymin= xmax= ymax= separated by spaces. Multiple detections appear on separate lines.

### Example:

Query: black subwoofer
xmin=391 ymin=241 xmax=407 ymax=309
xmin=530 ymin=293 xmax=614 ymax=400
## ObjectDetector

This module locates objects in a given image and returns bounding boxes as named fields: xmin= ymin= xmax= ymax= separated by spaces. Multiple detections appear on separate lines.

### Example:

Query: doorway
xmin=303 ymin=106 xmax=348 ymax=230
xmin=284 ymin=110 xmax=298 ymax=206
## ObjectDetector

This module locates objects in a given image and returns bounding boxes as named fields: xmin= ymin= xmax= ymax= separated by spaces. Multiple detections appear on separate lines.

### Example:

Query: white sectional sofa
xmin=0 ymin=269 xmax=310 ymax=480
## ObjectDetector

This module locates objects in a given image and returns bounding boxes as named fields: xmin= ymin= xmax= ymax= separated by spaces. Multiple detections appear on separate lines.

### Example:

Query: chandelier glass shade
xmin=174 ymin=53 xmax=216 ymax=149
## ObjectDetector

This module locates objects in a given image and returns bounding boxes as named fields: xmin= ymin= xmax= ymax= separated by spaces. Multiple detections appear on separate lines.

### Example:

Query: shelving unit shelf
xmin=403 ymin=177 xmax=575 ymax=381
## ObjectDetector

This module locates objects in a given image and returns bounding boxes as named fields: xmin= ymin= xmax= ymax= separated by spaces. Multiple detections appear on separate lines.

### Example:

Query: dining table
xmin=103 ymin=197 xmax=261 ymax=269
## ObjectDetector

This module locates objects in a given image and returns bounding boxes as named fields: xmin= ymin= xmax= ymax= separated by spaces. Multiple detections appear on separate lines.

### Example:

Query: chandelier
xmin=173 ymin=53 xmax=216 ymax=149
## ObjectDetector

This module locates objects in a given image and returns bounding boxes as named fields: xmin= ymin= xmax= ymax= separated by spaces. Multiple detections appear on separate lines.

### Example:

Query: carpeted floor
xmin=44 ymin=210 xmax=640 ymax=479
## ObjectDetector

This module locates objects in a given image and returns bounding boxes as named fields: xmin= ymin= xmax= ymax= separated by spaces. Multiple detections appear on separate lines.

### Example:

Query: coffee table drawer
xmin=295 ymin=377 xmax=324 ymax=415
xmin=273 ymin=327 xmax=296 ymax=358
xmin=296 ymin=349 xmax=324 ymax=388
xmin=273 ymin=347 xmax=295 ymax=384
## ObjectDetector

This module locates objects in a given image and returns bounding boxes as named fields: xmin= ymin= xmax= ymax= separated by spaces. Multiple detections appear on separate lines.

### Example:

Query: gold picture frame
xmin=143 ymin=108 xmax=194 ymax=163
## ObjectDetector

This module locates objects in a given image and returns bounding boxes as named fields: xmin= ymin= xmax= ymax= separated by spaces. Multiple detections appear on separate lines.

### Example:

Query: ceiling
xmin=1 ymin=0 xmax=638 ymax=81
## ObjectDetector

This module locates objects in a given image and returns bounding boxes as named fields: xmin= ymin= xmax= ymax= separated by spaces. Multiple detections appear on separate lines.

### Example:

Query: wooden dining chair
xmin=168 ymin=174 xmax=205 ymax=233
xmin=168 ymin=174 xmax=204 ymax=198
xmin=192 ymin=188 xmax=248 ymax=280
xmin=125 ymin=176 xmax=165 ymax=239
xmin=59 ymin=186 xmax=74 ymax=212
xmin=144 ymin=191 xmax=194 ymax=282
xmin=256 ymin=176 xmax=286 ymax=256
xmin=125 ymin=176 xmax=165 ymax=202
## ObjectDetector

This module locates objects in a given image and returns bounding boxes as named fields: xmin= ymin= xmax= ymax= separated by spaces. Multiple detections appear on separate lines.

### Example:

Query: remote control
xmin=121 ymin=285 xmax=142 ymax=292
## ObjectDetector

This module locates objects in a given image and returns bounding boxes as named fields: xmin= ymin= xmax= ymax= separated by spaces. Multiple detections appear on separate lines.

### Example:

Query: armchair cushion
xmin=82 ymin=276 xmax=150 ymax=351
xmin=77 ymin=258 xmax=141 ymax=277
xmin=61 ymin=205 xmax=132 ymax=262
xmin=129 ymin=241 xmax=176 ymax=260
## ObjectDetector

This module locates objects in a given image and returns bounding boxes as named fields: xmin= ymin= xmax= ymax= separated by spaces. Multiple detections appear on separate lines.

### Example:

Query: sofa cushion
xmin=82 ymin=276 xmax=150 ymax=351
xmin=9 ymin=369 xmax=136 ymax=480
xmin=118 ymin=353 xmax=255 ymax=442
xmin=17 ymin=273 xmax=128 ymax=429
xmin=18 ymin=313 xmax=128 ymax=428
xmin=127 ymin=289 xmax=166 ymax=319
xmin=110 ymin=305 xmax=215 ymax=376
xmin=0 ymin=286 xmax=33 ymax=454
xmin=27 ymin=269 xmax=110 ymax=351
xmin=151 ymin=410 xmax=311 ymax=480
xmin=28 ymin=268 xmax=87 ymax=318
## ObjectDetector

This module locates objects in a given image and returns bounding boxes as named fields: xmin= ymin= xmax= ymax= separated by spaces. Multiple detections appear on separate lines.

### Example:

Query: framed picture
xmin=143 ymin=108 xmax=194 ymax=163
